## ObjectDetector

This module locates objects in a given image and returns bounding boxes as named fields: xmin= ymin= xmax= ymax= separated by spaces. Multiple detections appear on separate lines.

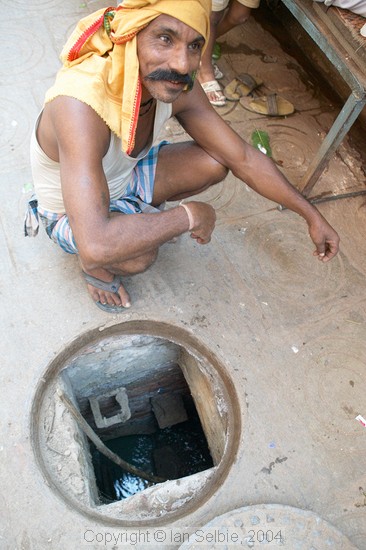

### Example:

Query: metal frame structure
xmin=280 ymin=0 xmax=366 ymax=198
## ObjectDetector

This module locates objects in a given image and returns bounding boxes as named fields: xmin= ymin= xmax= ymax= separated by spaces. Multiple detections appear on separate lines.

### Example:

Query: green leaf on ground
xmin=212 ymin=42 xmax=221 ymax=60
xmin=251 ymin=129 xmax=272 ymax=157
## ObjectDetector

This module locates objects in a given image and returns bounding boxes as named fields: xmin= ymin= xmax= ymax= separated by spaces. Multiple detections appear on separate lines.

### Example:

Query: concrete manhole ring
xmin=178 ymin=504 xmax=357 ymax=549
xmin=31 ymin=320 xmax=242 ymax=526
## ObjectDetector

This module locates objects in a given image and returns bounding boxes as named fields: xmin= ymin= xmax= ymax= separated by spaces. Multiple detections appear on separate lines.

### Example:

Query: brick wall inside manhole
xmin=31 ymin=321 xmax=241 ymax=526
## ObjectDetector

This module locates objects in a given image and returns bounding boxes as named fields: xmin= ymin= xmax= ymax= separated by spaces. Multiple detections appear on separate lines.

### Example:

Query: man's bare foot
xmin=81 ymin=266 xmax=131 ymax=309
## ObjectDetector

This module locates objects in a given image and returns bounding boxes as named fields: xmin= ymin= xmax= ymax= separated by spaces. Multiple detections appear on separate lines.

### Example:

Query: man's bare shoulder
xmin=48 ymin=96 xmax=109 ymax=132
xmin=41 ymin=97 xmax=110 ymax=161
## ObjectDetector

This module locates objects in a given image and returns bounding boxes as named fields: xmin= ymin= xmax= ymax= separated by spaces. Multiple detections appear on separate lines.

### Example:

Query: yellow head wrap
xmin=45 ymin=0 xmax=210 ymax=154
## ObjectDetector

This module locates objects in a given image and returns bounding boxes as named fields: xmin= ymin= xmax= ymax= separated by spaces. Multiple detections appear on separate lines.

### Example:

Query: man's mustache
xmin=146 ymin=69 xmax=193 ymax=87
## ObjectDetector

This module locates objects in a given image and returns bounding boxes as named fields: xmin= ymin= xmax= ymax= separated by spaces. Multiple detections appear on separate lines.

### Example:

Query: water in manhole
xmin=91 ymin=414 xmax=214 ymax=502
xmin=31 ymin=321 xmax=241 ymax=526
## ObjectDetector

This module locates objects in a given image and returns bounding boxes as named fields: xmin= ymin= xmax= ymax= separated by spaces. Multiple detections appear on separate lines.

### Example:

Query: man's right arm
xmin=49 ymin=97 xmax=211 ymax=271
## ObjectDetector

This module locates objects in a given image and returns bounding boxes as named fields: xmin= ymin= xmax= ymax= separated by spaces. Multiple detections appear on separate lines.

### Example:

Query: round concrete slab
xmin=178 ymin=504 xmax=357 ymax=549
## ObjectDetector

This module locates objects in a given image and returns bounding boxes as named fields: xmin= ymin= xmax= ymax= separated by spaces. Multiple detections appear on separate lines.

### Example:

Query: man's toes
xmin=118 ymin=287 xmax=131 ymax=308
xmin=97 ymin=291 xmax=109 ymax=305
xmin=89 ymin=286 xmax=101 ymax=303
xmin=95 ymin=290 xmax=119 ymax=307
xmin=85 ymin=279 xmax=130 ymax=308
xmin=106 ymin=292 xmax=123 ymax=307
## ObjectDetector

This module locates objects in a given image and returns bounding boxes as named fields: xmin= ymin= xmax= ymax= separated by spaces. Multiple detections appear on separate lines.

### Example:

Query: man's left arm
xmin=174 ymin=83 xmax=340 ymax=262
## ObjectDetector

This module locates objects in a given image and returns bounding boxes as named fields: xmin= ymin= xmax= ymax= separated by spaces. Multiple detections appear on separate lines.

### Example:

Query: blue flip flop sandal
xmin=82 ymin=271 xmax=128 ymax=313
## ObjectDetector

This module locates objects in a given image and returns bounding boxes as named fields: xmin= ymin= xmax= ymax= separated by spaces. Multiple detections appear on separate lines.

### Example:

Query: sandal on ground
xmin=224 ymin=74 xmax=262 ymax=101
xmin=201 ymin=80 xmax=226 ymax=107
xmin=82 ymin=271 xmax=127 ymax=313
xmin=240 ymin=93 xmax=294 ymax=116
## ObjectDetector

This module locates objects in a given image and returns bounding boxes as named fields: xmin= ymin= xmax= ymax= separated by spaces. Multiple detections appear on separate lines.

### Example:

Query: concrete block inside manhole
xmin=31 ymin=321 xmax=241 ymax=526
xmin=151 ymin=392 xmax=188 ymax=429
xmin=89 ymin=387 xmax=131 ymax=428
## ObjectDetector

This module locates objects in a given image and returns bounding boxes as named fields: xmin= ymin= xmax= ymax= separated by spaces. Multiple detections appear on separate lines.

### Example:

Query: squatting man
xmin=25 ymin=0 xmax=340 ymax=313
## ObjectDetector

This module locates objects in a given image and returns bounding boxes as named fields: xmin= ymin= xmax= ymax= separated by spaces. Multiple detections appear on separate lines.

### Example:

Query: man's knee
xmin=228 ymin=3 xmax=251 ymax=26
xmin=154 ymin=141 xmax=228 ymax=202
xmin=115 ymin=249 xmax=158 ymax=275
xmin=207 ymin=156 xmax=229 ymax=186
xmin=191 ymin=144 xmax=229 ymax=185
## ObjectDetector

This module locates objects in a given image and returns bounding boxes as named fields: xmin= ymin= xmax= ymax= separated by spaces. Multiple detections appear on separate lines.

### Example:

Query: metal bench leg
xmin=301 ymin=92 xmax=366 ymax=197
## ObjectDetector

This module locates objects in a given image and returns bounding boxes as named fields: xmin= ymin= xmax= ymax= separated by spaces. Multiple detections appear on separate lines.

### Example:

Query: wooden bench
xmin=277 ymin=0 xmax=366 ymax=200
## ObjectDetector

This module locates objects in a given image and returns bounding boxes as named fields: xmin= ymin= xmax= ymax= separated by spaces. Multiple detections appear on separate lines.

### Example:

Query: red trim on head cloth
xmin=67 ymin=7 xmax=118 ymax=62
xmin=46 ymin=1 xmax=210 ymax=154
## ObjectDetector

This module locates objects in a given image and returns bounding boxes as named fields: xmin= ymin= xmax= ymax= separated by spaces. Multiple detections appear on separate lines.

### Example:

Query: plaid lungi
xmin=24 ymin=141 xmax=168 ymax=254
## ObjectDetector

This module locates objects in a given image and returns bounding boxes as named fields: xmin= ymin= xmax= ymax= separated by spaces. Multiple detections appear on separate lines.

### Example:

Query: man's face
xmin=137 ymin=14 xmax=205 ymax=103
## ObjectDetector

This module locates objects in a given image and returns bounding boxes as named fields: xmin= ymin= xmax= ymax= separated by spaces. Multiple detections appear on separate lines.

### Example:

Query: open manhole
xmin=31 ymin=321 xmax=241 ymax=526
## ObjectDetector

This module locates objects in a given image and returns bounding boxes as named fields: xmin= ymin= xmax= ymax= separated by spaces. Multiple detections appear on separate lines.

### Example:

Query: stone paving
xmin=1 ymin=1 xmax=366 ymax=549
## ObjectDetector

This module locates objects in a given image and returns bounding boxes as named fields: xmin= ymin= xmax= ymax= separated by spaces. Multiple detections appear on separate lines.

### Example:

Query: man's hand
xmin=308 ymin=216 xmax=340 ymax=262
xmin=181 ymin=201 xmax=216 ymax=244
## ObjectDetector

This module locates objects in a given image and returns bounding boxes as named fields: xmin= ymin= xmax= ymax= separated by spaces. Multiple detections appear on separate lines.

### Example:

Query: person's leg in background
xmin=197 ymin=1 xmax=227 ymax=106
xmin=216 ymin=0 xmax=253 ymax=38
xmin=198 ymin=0 xmax=260 ymax=106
